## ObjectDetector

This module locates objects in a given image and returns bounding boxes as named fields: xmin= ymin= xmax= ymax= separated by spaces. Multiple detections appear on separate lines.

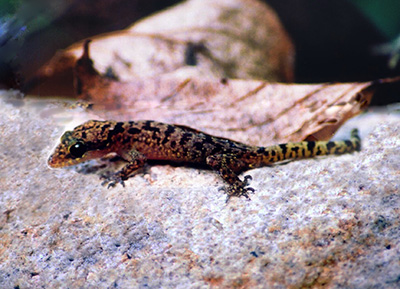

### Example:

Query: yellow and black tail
xmin=255 ymin=129 xmax=361 ymax=165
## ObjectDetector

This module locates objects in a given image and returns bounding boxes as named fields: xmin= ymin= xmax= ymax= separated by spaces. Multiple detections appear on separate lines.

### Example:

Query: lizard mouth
xmin=47 ymin=152 xmax=81 ymax=168
xmin=47 ymin=148 xmax=105 ymax=168
xmin=47 ymin=154 xmax=66 ymax=168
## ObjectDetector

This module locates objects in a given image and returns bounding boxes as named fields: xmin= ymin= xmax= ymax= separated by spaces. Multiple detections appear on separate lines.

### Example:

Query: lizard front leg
xmin=206 ymin=154 xmax=254 ymax=201
xmin=102 ymin=149 xmax=147 ymax=188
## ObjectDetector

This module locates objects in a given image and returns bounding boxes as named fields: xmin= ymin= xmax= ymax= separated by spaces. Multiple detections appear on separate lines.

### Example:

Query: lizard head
xmin=48 ymin=120 xmax=119 ymax=168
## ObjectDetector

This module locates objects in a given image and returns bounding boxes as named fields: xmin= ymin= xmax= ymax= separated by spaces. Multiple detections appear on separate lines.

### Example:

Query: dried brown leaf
xmin=28 ymin=1 xmax=397 ymax=146
xmin=29 ymin=0 xmax=294 ymax=96
xmin=74 ymin=41 xmax=380 ymax=145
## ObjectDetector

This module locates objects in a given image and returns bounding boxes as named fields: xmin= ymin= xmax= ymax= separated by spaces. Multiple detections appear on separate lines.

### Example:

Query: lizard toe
xmin=243 ymin=175 xmax=253 ymax=186
xmin=101 ymin=174 xmax=125 ymax=188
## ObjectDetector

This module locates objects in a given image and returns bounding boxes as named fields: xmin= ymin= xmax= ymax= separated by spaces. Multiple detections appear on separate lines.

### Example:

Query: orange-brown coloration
xmin=48 ymin=120 xmax=361 ymax=200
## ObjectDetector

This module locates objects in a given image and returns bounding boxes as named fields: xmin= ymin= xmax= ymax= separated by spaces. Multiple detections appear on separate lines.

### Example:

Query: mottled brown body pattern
xmin=48 ymin=120 xmax=361 ymax=199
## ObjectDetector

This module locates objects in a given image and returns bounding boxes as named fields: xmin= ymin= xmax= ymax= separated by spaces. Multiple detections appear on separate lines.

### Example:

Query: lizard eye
xmin=69 ymin=142 xmax=87 ymax=158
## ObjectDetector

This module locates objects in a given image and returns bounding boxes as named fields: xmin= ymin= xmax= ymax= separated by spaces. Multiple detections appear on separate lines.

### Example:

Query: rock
xmin=0 ymin=92 xmax=399 ymax=288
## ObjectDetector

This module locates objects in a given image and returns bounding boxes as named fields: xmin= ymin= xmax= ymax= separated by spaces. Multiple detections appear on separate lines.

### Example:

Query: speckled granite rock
xmin=0 ymin=93 xmax=399 ymax=288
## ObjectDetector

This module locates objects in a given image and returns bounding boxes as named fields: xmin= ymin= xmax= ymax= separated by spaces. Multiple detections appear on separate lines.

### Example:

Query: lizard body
xmin=48 ymin=120 xmax=361 ymax=199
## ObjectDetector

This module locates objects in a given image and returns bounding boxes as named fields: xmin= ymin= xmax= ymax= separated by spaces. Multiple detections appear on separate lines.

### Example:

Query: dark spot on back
xmin=100 ymin=124 xmax=111 ymax=134
xmin=248 ymin=151 xmax=257 ymax=158
xmin=128 ymin=127 xmax=141 ymax=135
xmin=143 ymin=120 xmax=160 ymax=132
xmin=194 ymin=142 xmax=203 ymax=150
xmin=204 ymin=134 xmax=213 ymax=143
xmin=257 ymin=147 xmax=265 ymax=154
xmin=152 ymin=132 xmax=160 ymax=141
xmin=113 ymin=123 xmax=125 ymax=134
xmin=145 ymin=124 xmax=160 ymax=133
xmin=165 ymin=125 xmax=175 ymax=136
xmin=210 ymin=143 xmax=224 ymax=155
xmin=162 ymin=125 xmax=176 ymax=145
xmin=179 ymin=132 xmax=192 ymax=146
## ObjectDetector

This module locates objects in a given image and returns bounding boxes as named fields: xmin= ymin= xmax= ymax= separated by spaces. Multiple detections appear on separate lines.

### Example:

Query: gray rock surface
xmin=0 ymin=92 xmax=399 ymax=288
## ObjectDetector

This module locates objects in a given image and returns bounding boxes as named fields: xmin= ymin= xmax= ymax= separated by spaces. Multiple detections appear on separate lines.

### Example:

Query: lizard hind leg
xmin=206 ymin=154 xmax=255 ymax=201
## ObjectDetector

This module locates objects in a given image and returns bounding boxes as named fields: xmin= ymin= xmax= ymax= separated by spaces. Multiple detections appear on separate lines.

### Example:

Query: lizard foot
xmin=100 ymin=173 xmax=125 ymax=188
xmin=225 ymin=179 xmax=255 ymax=202
xmin=243 ymin=175 xmax=252 ymax=186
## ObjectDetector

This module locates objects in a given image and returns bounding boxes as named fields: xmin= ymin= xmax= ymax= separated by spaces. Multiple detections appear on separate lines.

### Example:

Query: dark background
xmin=1 ymin=0 xmax=399 ymax=104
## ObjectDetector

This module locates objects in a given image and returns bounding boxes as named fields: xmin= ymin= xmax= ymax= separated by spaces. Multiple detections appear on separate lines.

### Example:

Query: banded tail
xmin=254 ymin=129 xmax=361 ymax=165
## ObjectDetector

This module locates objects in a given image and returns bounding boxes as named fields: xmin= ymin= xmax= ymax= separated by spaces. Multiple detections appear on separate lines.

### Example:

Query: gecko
xmin=48 ymin=120 xmax=361 ymax=200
